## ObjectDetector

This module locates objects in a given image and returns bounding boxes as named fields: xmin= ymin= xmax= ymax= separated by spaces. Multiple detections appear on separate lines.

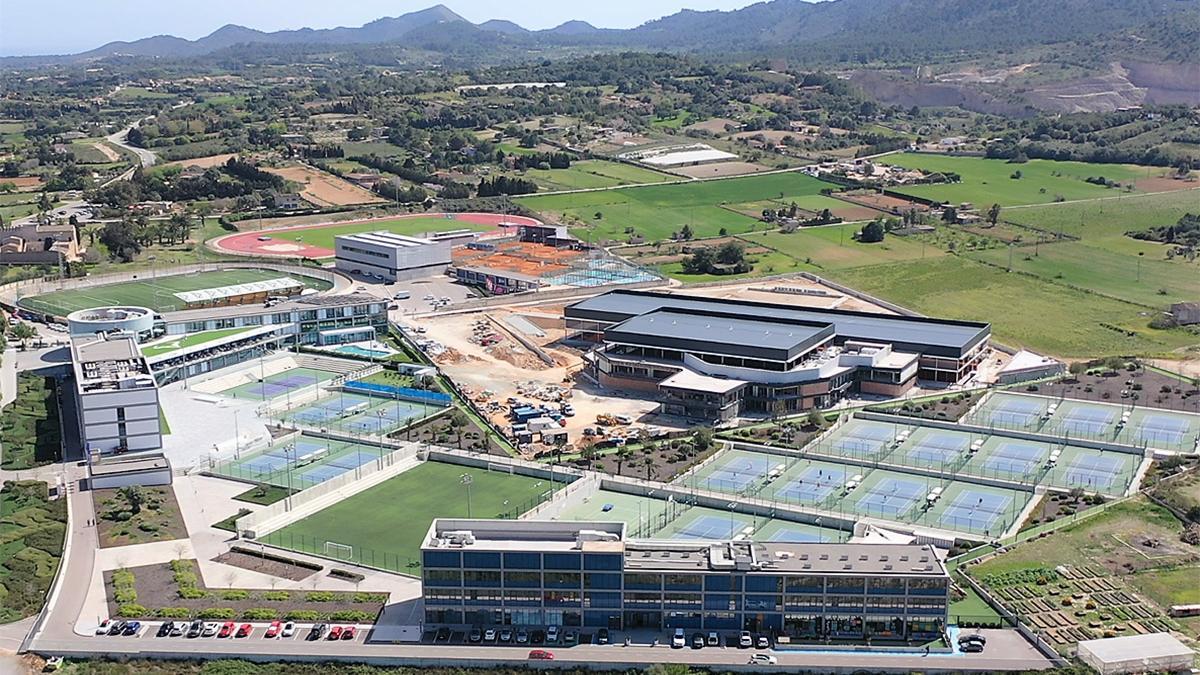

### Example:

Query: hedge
xmin=156 ymin=607 xmax=192 ymax=619
xmin=328 ymin=610 xmax=374 ymax=622
xmin=118 ymin=604 xmax=148 ymax=618
xmin=305 ymin=591 xmax=335 ymax=603
xmin=242 ymin=608 xmax=279 ymax=621
xmin=283 ymin=610 xmax=321 ymax=621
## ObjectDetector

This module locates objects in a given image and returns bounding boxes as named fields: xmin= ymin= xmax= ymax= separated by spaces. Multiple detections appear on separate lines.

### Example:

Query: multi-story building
xmin=563 ymin=290 xmax=990 ymax=419
xmin=70 ymin=333 xmax=162 ymax=455
xmin=421 ymin=519 xmax=949 ymax=641
xmin=161 ymin=293 xmax=388 ymax=347
xmin=334 ymin=231 xmax=452 ymax=282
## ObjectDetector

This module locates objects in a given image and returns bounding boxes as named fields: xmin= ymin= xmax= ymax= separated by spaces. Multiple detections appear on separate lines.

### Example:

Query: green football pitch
xmin=259 ymin=461 xmax=562 ymax=572
xmin=20 ymin=269 xmax=331 ymax=315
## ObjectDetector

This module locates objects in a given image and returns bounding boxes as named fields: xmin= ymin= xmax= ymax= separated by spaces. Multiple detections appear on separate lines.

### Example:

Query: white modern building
xmin=70 ymin=333 xmax=162 ymax=455
xmin=67 ymin=306 xmax=162 ymax=342
xmin=1077 ymin=633 xmax=1193 ymax=675
xmin=334 ymin=231 xmax=452 ymax=282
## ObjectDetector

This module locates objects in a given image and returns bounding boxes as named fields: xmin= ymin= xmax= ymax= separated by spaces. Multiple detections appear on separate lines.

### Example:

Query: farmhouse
xmin=564 ymin=290 xmax=990 ymax=420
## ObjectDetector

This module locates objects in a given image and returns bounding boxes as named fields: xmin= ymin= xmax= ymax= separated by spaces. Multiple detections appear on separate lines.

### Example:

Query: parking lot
xmin=91 ymin=619 xmax=369 ymax=644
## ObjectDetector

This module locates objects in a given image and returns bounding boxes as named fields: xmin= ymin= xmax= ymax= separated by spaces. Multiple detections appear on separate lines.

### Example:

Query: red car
xmin=235 ymin=623 xmax=252 ymax=638
xmin=328 ymin=626 xmax=343 ymax=640
xmin=264 ymin=621 xmax=281 ymax=638
xmin=341 ymin=626 xmax=356 ymax=640
xmin=528 ymin=649 xmax=555 ymax=660
xmin=218 ymin=622 xmax=236 ymax=638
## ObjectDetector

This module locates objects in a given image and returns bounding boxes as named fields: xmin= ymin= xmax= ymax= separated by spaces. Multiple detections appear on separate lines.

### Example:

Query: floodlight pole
xmin=461 ymin=473 xmax=474 ymax=518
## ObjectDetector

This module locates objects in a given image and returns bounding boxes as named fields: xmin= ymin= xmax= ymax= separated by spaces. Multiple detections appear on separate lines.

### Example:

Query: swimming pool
xmin=333 ymin=345 xmax=393 ymax=359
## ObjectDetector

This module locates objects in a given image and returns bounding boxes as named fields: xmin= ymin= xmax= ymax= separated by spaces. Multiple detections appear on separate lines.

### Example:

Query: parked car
xmin=564 ymin=629 xmax=578 ymax=645
xmin=756 ymin=634 xmax=770 ymax=649
xmin=328 ymin=626 xmax=343 ymax=640
xmin=596 ymin=628 xmax=609 ymax=645
xmin=959 ymin=633 xmax=987 ymax=646
xmin=748 ymin=654 xmax=778 ymax=665
xmin=530 ymin=629 xmax=545 ymax=644
xmin=96 ymin=620 xmax=111 ymax=636
xmin=671 ymin=628 xmax=686 ymax=649
xmin=122 ymin=621 xmax=141 ymax=636
xmin=435 ymin=626 xmax=451 ymax=642
xmin=692 ymin=632 xmax=705 ymax=649
xmin=218 ymin=622 xmax=235 ymax=638
xmin=186 ymin=620 xmax=203 ymax=638
xmin=738 ymin=631 xmax=753 ymax=648
xmin=235 ymin=623 xmax=252 ymax=638
xmin=961 ymin=641 xmax=985 ymax=653
xmin=484 ymin=628 xmax=496 ymax=642
xmin=307 ymin=623 xmax=327 ymax=641
xmin=515 ymin=629 xmax=529 ymax=644
xmin=265 ymin=621 xmax=281 ymax=638
xmin=546 ymin=625 xmax=559 ymax=643
xmin=281 ymin=621 xmax=295 ymax=638
xmin=107 ymin=621 xmax=125 ymax=636
xmin=201 ymin=622 xmax=220 ymax=637
xmin=468 ymin=627 xmax=482 ymax=643
xmin=528 ymin=649 xmax=555 ymax=660
xmin=499 ymin=628 xmax=513 ymax=643
xmin=169 ymin=622 xmax=184 ymax=637
xmin=341 ymin=626 xmax=356 ymax=640
xmin=706 ymin=632 xmax=719 ymax=646
xmin=156 ymin=622 xmax=173 ymax=638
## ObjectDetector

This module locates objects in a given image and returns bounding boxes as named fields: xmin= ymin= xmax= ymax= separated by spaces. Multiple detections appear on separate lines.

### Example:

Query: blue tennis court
xmin=767 ymin=527 xmax=824 ymax=543
xmin=982 ymin=441 xmax=1045 ymax=476
xmin=1134 ymin=413 xmax=1189 ymax=445
xmin=905 ymin=432 xmax=969 ymax=464
xmin=855 ymin=477 xmax=925 ymax=517
xmin=1056 ymin=405 xmax=1115 ymax=435
xmin=702 ymin=456 xmax=773 ymax=492
xmin=296 ymin=463 xmax=349 ymax=483
xmin=673 ymin=514 xmax=744 ymax=540
xmin=1061 ymin=454 xmax=1123 ymax=489
xmin=238 ymin=452 xmax=291 ymax=475
xmin=985 ymin=396 xmax=1044 ymax=427
xmin=775 ymin=466 xmax=847 ymax=503
xmin=938 ymin=491 xmax=1011 ymax=533
xmin=831 ymin=423 xmax=895 ymax=456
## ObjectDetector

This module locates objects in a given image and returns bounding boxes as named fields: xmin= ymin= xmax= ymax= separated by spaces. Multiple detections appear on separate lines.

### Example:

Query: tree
xmin=859 ymin=220 xmax=885 ymax=243
xmin=99 ymin=218 xmax=143 ymax=262
xmin=942 ymin=206 xmax=958 ymax=223
xmin=579 ymin=443 xmax=598 ymax=470
xmin=9 ymin=322 xmax=36 ymax=348
xmin=806 ymin=407 xmax=828 ymax=429
xmin=679 ymin=224 xmax=693 ymax=240
xmin=690 ymin=426 xmax=714 ymax=452
xmin=120 ymin=486 xmax=146 ymax=515
xmin=715 ymin=241 xmax=746 ymax=266
xmin=447 ymin=411 xmax=469 ymax=449
xmin=641 ymin=453 xmax=657 ymax=482
xmin=614 ymin=445 xmax=635 ymax=477
xmin=986 ymin=203 xmax=1001 ymax=226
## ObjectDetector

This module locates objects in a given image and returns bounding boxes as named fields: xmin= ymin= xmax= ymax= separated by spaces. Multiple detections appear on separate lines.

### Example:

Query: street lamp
xmin=460 ymin=473 xmax=474 ymax=518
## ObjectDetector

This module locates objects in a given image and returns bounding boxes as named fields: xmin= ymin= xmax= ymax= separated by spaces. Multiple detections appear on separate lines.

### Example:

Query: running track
xmin=209 ymin=212 xmax=541 ymax=258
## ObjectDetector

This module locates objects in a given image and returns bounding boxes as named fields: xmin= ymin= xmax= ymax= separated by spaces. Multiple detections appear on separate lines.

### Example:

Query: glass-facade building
xmin=421 ymin=519 xmax=949 ymax=642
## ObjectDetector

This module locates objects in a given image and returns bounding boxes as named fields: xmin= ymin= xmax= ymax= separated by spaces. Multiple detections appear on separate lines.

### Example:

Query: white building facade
xmin=334 ymin=231 xmax=452 ymax=282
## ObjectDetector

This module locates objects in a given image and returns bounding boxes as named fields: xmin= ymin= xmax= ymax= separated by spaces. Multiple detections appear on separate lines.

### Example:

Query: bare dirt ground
xmin=265 ymin=165 xmax=385 ymax=206
xmin=683 ymin=118 xmax=739 ymax=134
xmin=669 ymin=162 xmax=773 ymax=178
xmin=166 ymin=152 xmax=238 ymax=169
xmin=837 ymin=190 xmax=929 ymax=214
xmin=1133 ymin=175 xmax=1199 ymax=193
xmin=1149 ymin=357 xmax=1200 ymax=380
xmin=5 ymin=176 xmax=44 ymax=191
xmin=93 ymin=142 xmax=121 ymax=162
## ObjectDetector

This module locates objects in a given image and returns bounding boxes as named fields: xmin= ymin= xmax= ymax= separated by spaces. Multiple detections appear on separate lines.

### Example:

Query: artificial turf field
xmin=880 ymin=154 xmax=1169 ymax=206
xmin=21 ymin=269 xmax=330 ymax=315
xmin=517 ymin=171 xmax=847 ymax=241
xmin=258 ymin=216 xmax=495 ymax=252
xmin=259 ymin=461 xmax=560 ymax=572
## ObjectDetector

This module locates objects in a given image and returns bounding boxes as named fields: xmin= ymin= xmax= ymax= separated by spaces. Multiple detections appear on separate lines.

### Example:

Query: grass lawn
xmin=826 ymin=256 xmax=1199 ymax=358
xmin=356 ymin=370 xmax=415 ymax=388
xmin=21 ymin=269 xmax=330 ymax=315
xmin=1002 ymin=188 xmax=1200 ymax=255
xmin=261 ymin=461 xmax=559 ymax=572
xmin=520 ymin=171 xmax=834 ymax=242
xmin=650 ymin=112 xmax=690 ymax=129
xmin=212 ymin=508 xmax=252 ymax=533
xmin=743 ymin=224 xmax=943 ymax=271
xmin=265 ymin=216 xmax=494 ymax=253
xmin=657 ymin=249 xmax=810 ymax=282
xmin=142 ymin=327 xmax=257 ymax=358
xmin=0 ymin=374 xmax=62 ymax=470
xmin=1129 ymin=565 xmax=1200 ymax=607
xmin=232 ymin=484 xmax=297 ymax=506
xmin=949 ymin=580 xmax=1003 ymax=625
xmin=94 ymin=486 xmax=188 ymax=548
xmin=0 ymin=481 xmax=67 ymax=622
xmin=882 ymin=154 xmax=1162 ymax=206
xmin=521 ymin=160 xmax=673 ymax=191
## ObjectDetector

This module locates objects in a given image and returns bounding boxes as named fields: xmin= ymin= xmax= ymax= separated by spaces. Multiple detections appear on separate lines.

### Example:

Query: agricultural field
xmin=881 ymin=154 xmax=1176 ymax=206
xmin=1002 ymin=188 xmax=1200 ymax=255
xmin=743 ymin=224 xmax=943 ymax=271
xmin=263 ymin=165 xmax=385 ymax=207
xmin=827 ymin=256 xmax=1198 ymax=358
xmin=20 ymin=269 xmax=330 ymax=315
xmin=519 ymin=171 xmax=842 ymax=242
xmin=520 ymin=160 xmax=672 ymax=191
xmin=658 ymin=248 xmax=809 ymax=283
xmin=259 ymin=461 xmax=560 ymax=573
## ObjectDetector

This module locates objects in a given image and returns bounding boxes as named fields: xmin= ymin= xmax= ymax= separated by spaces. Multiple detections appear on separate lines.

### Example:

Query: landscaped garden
xmin=0 ymin=480 xmax=68 ymax=622
xmin=94 ymin=486 xmax=189 ymax=548
xmin=0 ymin=374 xmax=62 ymax=470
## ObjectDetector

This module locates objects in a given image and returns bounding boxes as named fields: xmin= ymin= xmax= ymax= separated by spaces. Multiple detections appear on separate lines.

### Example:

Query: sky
xmin=0 ymin=0 xmax=760 ymax=56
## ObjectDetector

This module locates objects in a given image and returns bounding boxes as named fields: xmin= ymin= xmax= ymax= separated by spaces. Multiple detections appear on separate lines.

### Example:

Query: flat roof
xmin=606 ymin=308 xmax=833 ymax=361
xmin=659 ymin=368 xmax=746 ymax=394
xmin=163 ymin=292 xmax=382 ymax=324
xmin=174 ymin=277 xmax=303 ymax=304
xmin=1078 ymin=632 xmax=1193 ymax=663
xmin=337 ymin=231 xmax=435 ymax=248
xmin=566 ymin=290 xmax=990 ymax=357
xmin=89 ymin=454 xmax=170 ymax=476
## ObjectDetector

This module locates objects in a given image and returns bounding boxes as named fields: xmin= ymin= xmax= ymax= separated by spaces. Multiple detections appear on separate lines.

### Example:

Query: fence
xmin=342 ymin=380 xmax=452 ymax=405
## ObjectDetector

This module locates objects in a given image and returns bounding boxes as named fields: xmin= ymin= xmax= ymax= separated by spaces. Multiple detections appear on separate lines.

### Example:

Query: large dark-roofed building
xmin=564 ymin=290 xmax=990 ymax=420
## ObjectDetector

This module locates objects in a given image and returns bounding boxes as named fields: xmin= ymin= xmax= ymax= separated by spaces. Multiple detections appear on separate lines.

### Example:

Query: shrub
xmin=352 ymin=592 xmax=388 ymax=604
xmin=196 ymin=608 xmax=237 ymax=620
xmin=114 ymin=588 xmax=138 ymax=604
xmin=284 ymin=610 xmax=322 ymax=621
xmin=329 ymin=610 xmax=374 ymax=622
xmin=305 ymin=591 xmax=335 ymax=602
xmin=220 ymin=590 xmax=250 ymax=601
xmin=242 ymin=608 xmax=279 ymax=621
xmin=118 ymin=603 xmax=148 ymax=618
xmin=169 ymin=559 xmax=190 ymax=573
xmin=137 ymin=522 xmax=160 ymax=533
xmin=156 ymin=607 xmax=192 ymax=619
xmin=178 ymin=587 xmax=207 ymax=600
xmin=263 ymin=591 xmax=290 ymax=602
xmin=111 ymin=569 xmax=136 ymax=588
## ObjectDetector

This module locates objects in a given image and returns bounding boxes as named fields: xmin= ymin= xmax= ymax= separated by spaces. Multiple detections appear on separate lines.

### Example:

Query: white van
xmin=393 ymin=291 xmax=411 ymax=300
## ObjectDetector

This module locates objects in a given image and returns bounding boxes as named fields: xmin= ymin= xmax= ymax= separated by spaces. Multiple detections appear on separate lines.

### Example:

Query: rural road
xmin=106 ymin=123 xmax=157 ymax=169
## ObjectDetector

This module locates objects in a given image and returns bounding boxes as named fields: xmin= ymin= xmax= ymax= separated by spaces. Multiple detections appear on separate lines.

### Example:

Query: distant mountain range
xmin=8 ymin=0 xmax=1199 ymax=66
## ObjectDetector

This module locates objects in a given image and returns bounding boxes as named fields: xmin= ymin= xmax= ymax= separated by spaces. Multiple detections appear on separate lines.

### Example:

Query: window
xmin=703 ymin=594 xmax=739 ymax=611
xmin=462 ymin=570 xmax=501 ymax=587
xmin=908 ymin=578 xmax=948 ymax=596
xmin=624 ymin=592 xmax=661 ymax=608
xmin=584 ymin=554 xmax=621 ymax=571
xmin=868 ymin=577 xmax=905 ymax=595
xmin=543 ymin=553 xmax=581 ymax=570
xmin=744 ymin=594 xmax=781 ymax=612
xmin=185 ymin=322 xmax=207 ymax=332
xmin=663 ymin=593 xmax=701 ymax=609
xmin=424 ymin=570 xmax=461 ymax=587
xmin=502 ymin=590 xmax=541 ymax=606
xmin=503 ymin=552 xmax=541 ymax=570
xmin=745 ymin=575 xmax=783 ymax=593
xmin=423 ymin=551 xmax=461 ymax=568
xmin=826 ymin=576 xmax=865 ymax=594
xmin=663 ymin=574 xmax=702 ymax=591
xmin=504 ymin=571 xmax=541 ymax=588
xmin=786 ymin=576 xmax=824 ymax=594
xmin=623 ymin=573 xmax=661 ymax=591
xmin=704 ymin=575 xmax=742 ymax=592
xmin=543 ymin=590 xmax=581 ymax=607
xmin=243 ymin=315 xmax=262 ymax=326
xmin=584 ymin=573 xmax=620 ymax=590
xmin=544 ymin=572 xmax=581 ymax=589
xmin=463 ymin=589 xmax=500 ymax=605
xmin=463 ymin=552 xmax=501 ymax=569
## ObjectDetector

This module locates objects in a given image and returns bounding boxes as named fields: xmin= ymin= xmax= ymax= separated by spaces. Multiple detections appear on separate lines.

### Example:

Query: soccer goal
xmin=486 ymin=462 xmax=514 ymax=474
xmin=324 ymin=541 xmax=354 ymax=561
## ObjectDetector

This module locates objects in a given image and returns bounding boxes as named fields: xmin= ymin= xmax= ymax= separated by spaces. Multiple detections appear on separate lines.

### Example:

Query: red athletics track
xmin=209 ymin=212 xmax=542 ymax=259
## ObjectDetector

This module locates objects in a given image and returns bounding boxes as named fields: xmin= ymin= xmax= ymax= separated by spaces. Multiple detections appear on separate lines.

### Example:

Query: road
xmin=106 ymin=120 xmax=157 ymax=169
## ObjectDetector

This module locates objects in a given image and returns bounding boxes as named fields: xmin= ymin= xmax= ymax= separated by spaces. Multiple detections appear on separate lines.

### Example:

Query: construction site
xmin=450 ymin=239 xmax=660 ymax=292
